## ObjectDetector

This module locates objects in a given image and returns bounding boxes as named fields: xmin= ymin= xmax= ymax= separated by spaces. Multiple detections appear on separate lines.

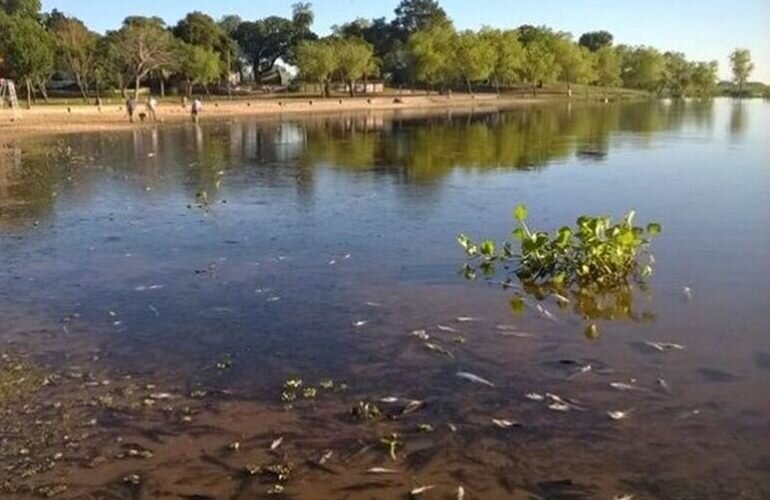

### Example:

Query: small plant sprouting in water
xmin=458 ymin=204 xmax=661 ymax=336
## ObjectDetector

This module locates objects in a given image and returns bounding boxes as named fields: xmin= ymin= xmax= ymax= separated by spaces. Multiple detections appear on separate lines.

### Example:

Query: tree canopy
xmin=729 ymin=48 xmax=754 ymax=93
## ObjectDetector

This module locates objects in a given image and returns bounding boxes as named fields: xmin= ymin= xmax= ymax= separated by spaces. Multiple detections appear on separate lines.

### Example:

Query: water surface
xmin=1 ymin=99 xmax=769 ymax=499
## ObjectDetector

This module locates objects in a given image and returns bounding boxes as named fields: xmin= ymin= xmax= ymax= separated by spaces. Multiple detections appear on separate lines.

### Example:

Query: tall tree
xmin=178 ymin=44 xmax=222 ymax=96
xmin=0 ymin=0 xmax=39 ymax=17
xmin=661 ymin=51 xmax=692 ymax=97
xmin=729 ymin=48 xmax=754 ymax=94
xmin=689 ymin=60 xmax=718 ymax=97
xmin=295 ymin=39 xmax=336 ymax=96
xmin=481 ymin=28 xmax=524 ymax=93
xmin=578 ymin=31 xmax=613 ymax=52
xmin=393 ymin=0 xmax=448 ymax=38
xmin=334 ymin=38 xmax=377 ymax=96
xmin=0 ymin=13 xmax=54 ymax=107
xmin=553 ymin=36 xmax=596 ymax=91
xmin=620 ymin=46 xmax=664 ymax=91
xmin=47 ymin=13 xmax=98 ymax=103
xmin=520 ymin=40 xmax=558 ymax=95
xmin=111 ymin=17 xmax=176 ymax=98
xmin=453 ymin=30 xmax=494 ymax=93
xmin=594 ymin=46 xmax=621 ymax=89
xmin=408 ymin=21 xmax=455 ymax=91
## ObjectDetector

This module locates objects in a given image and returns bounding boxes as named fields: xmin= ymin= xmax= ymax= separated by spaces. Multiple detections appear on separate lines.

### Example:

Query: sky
xmin=41 ymin=0 xmax=770 ymax=82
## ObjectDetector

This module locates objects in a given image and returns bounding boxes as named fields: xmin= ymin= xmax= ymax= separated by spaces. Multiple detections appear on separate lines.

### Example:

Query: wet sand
xmin=0 ymin=94 xmax=542 ymax=140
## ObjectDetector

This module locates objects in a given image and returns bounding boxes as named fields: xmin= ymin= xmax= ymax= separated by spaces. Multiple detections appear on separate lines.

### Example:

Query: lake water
xmin=1 ymin=99 xmax=769 ymax=499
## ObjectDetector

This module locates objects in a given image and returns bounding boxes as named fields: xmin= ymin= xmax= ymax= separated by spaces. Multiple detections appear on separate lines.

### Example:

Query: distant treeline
xmin=0 ymin=0 xmax=762 ymax=106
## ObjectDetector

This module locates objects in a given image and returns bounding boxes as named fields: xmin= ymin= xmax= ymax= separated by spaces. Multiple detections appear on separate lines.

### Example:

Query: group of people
xmin=125 ymin=96 xmax=203 ymax=123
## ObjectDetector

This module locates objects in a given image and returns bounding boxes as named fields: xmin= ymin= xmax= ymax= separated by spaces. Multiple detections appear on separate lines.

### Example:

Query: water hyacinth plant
xmin=458 ymin=205 xmax=661 ymax=334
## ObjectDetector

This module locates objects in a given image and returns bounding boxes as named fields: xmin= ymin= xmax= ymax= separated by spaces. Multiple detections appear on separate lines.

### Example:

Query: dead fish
xmin=410 ymin=485 xmax=435 ymax=497
xmin=552 ymin=292 xmax=570 ymax=304
xmin=499 ymin=331 xmax=535 ymax=338
xmin=682 ymin=287 xmax=693 ymax=301
xmin=343 ymin=253 xmax=352 ymax=259
xmin=353 ymin=320 xmax=368 ymax=328
xmin=149 ymin=392 xmax=174 ymax=400
xmin=610 ymin=382 xmax=642 ymax=391
xmin=437 ymin=325 xmax=459 ymax=333
xmin=613 ymin=495 xmax=634 ymax=500
xmin=607 ymin=410 xmax=633 ymax=421
xmin=456 ymin=371 xmax=495 ymax=387
xmin=402 ymin=400 xmax=424 ymax=415
xmin=328 ymin=259 xmax=337 ymax=265
xmin=410 ymin=329 xmax=430 ymax=340
xmin=134 ymin=284 xmax=164 ymax=292
xmin=319 ymin=451 xmax=333 ymax=464
xmin=425 ymin=342 xmax=454 ymax=359
xmin=447 ymin=423 xmax=458 ymax=433
xmin=456 ymin=316 xmax=480 ymax=322
xmin=536 ymin=303 xmax=559 ymax=322
xmin=367 ymin=467 xmax=398 ymax=474
xmin=645 ymin=341 xmax=685 ymax=352
xmin=365 ymin=302 xmax=382 ymax=307
xmin=568 ymin=364 xmax=593 ymax=379
xmin=525 ymin=392 xmax=545 ymax=401
xmin=270 ymin=437 xmax=284 ymax=451
xmin=148 ymin=304 xmax=160 ymax=317
xmin=457 ymin=486 xmax=466 ymax=500
xmin=548 ymin=402 xmax=571 ymax=412
xmin=492 ymin=418 xmax=521 ymax=429
xmin=657 ymin=378 xmax=672 ymax=393
xmin=266 ymin=296 xmax=282 ymax=303
xmin=379 ymin=397 xmax=400 ymax=404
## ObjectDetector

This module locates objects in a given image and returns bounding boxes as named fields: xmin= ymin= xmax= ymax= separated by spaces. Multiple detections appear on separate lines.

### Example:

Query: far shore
xmin=0 ymin=92 xmax=627 ymax=140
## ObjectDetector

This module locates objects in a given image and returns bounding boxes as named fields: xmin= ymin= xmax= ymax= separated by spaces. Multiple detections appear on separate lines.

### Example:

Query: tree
xmin=48 ymin=13 xmax=98 ymax=103
xmin=0 ymin=0 xmax=39 ymax=17
xmin=0 ymin=13 xmax=54 ymax=107
xmin=453 ymin=30 xmax=494 ymax=93
xmin=620 ymin=46 xmax=664 ymax=91
xmin=111 ymin=17 xmax=176 ymax=98
xmin=179 ymin=44 xmax=222 ymax=96
xmin=295 ymin=39 xmax=336 ymax=96
xmin=520 ymin=40 xmax=558 ymax=95
xmin=578 ymin=31 xmax=613 ymax=52
xmin=481 ymin=28 xmax=524 ymax=93
xmin=218 ymin=15 xmax=242 ymax=36
xmin=729 ymin=48 xmax=754 ymax=94
xmin=334 ymin=37 xmax=377 ymax=96
xmin=408 ymin=22 xmax=455 ymax=90
xmin=661 ymin=51 xmax=692 ymax=97
xmin=594 ymin=46 xmax=621 ymax=89
xmin=690 ymin=60 xmax=718 ymax=97
xmin=393 ymin=0 xmax=448 ymax=38
xmin=553 ymin=37 xmax=596 ymax=91
xmin=173 ymin=11 xmax=229 ymax=53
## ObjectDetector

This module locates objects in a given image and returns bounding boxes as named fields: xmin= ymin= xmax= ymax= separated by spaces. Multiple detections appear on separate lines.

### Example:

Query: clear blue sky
xmin=41 ymin=0 xmax=770 ymax=82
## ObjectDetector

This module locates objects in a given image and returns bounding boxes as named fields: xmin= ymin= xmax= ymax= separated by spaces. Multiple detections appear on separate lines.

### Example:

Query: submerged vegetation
xmin=459 ymin=205 xmax=661 ymax=334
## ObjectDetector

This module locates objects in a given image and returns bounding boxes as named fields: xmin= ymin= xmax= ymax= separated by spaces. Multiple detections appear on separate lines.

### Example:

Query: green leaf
xmin=513 ymin=204 xmax=528 ymax=222
xmin=509 ymin=295 xmax=525 ymax=316
xmin=646 ymin=223 xmax=662 ymax=236
xmin=480 ymin=240 xmax=496 ymax=256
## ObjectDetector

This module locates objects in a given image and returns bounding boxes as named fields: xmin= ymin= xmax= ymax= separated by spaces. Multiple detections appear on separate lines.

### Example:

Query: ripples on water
xmin=1 ymin=99 xmax=769 ymax=499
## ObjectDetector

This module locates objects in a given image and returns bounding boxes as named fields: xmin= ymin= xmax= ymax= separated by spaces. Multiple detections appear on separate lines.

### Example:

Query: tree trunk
xmin=134 ymin=76 xmax=141 ymax=100
xmin=37 ymin=80 xmax=49 ymax=103
xmin=466 ymin=78 xmax=473 ymax=95
xmin=160 ymin=78 xmax=165 ymax=98
xmin=495 ymin=79 xmax=500 ymax=95
xmin=25 ymin=79 xmax=32 ymax=109
xmin=204 ymin=84 xmax=211 ymax=97
xmin=349 ymin=79 xmax=355 ymax=98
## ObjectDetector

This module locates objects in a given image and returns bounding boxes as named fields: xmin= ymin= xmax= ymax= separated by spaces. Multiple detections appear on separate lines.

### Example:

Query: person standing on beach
xmin=191 ymin=98 xmax=202 ymax=123
xmin=126 ymin=97 xmax=136 ymax=123
xmin=147 ymin=96 xmax=158 ymax=122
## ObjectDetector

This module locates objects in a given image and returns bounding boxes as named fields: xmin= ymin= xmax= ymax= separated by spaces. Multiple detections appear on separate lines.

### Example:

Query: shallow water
xmin=1 ymin=99 xmax=769 ymax=499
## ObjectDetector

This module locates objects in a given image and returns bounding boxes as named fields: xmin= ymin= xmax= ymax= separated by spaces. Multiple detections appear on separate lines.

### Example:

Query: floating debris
xmin=270 ymin=436 xmax=284 ymax=451
xmin=367 ymin=467 xmax=398 ymax=474
xmin=417 ymin=423 xmax=434 ymax=433
xmin=492 ymin=418 xmax=521 ymax=429
xmin=425 ymin=342 xmax=454 ymax=359
xmin=410 ymin=329 xmax=430 ymax=340
xmin=410 ymin=485 xmax=436 ymax=497
xmin=245 ymin=464 xmax=261 ymax=476
xmin=607 ymin=410 xmax=633 ymax=421
xmin=267 ymin=484 xmax=285 ymax=495
xmin=351 ymin=401 xmax=382 ymax=421
xmin=645 ymin=341 xmax=685 ymax=352
xmin=456 ymin=371 xmax=495 ymax=387
xmin=227 ymin=442 xmax=240 ymax=452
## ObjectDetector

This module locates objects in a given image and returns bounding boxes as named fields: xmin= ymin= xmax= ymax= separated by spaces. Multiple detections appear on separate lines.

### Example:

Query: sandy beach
xmin=0 ymin=94 xmax=546 ymax=139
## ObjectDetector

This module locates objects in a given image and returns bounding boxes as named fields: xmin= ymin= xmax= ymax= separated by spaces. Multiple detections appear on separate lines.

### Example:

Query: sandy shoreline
xmin=0 ymin=94 xmax=548 ymax=140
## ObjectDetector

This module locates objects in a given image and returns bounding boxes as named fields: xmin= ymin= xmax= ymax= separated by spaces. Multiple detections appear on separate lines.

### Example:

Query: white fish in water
xmin=402 ymin=400 xmax=424 ymax=415
xmin=536 ymin=303 xmax=559 ymax=322
xmin=548 ymin=402 xmax=571 ymax=412
xmin=410 ymin=485 xmax=435 ymax=496
xmin=607 ymin=410 xmax=632 ymax=421
xmin=343 ymin=254 xmax=352 ymax=259
xmin=365 ymin=301 xmax=382 ymax=307
xmin=568 ymin=365 xmax=593 ymax=379
xmin=437 ymin=325 xmax=459 ymax=333
xmin=410 ymin=329 xmax=430 ymax=340
xmin=148 ymin=304 xmax=160 ymax=317
xmin=492 ymin=418 xmax=520 ymax=429
xmin=270 ymin=436 xmax=284 ymax=451
xmin=657 ymin=378 xmax=672 ymax=392
xmin=682 ymin=287 xmax=693 ymax=301
xmin=456 ymin=316 xmax=480 ymax=322
xmin=525 ymin=393 xmax=545 ymax=401
xmin=379 ymin=397 xmax=400 ymax=404
xmin=456 ymin=371 xmax=495 ymax=387
xmin=645 ymin=341 xmax=685 ymax=352
xmin=447 ymin=423 xmax=458 ymax=433
xmin=328 ymin=259 xmax=336 ymax=265
xmin=266 ymin=296 xmax=281 ymax=303
xmin=319 ymin=450 xmax=333 ymax=464
xmin=425 ymin=342 xmax=454 ymax=358
xmin=367 ymin=467 xmax=398 ymax=474
xmin=610 ymin=382 xmax=641 ymax=391
xmin=457 ymin=486 xmax=466 ymax=499
xmin=496 ymin=324 xmax=519 ymax=331
xmin=353 ymin=320 xmax=368 ymax=328
xmin=499 ymin=331 xmax=535 ymax=338
xmin=552 ymin=292 xmax=570 ymax=304
xmin=613 ymin=495 xmax=634 ymax=500
xmin=134 ymin=284 xmax=164 ymax=292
